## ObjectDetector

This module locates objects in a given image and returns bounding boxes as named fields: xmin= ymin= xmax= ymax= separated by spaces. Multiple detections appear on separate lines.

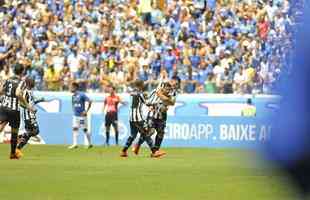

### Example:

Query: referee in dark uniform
xmin=0 ymin=64 xmax=35 ymax=159
xmin=120 ymin=80 xmax=159 ymax=157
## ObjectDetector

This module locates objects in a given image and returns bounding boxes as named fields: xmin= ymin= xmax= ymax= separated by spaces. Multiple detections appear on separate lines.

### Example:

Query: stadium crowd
xmin=0 ymin=0 xmax=303 ymax=94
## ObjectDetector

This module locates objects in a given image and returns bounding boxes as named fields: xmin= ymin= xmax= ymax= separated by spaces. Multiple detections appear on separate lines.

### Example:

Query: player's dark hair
xmin=133 ymin=80 xmax=144 ymax=90
xmin=72 ymin=82 xmax=79 ymax=89
xmin=13 ymin=63 xmax=24 ymax=76
xmin=171 ymin=75 xmax=181 ymax=89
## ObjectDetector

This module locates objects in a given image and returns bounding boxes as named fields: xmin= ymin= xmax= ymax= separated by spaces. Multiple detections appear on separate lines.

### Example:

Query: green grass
xmin=0 ymin=144 xmax=298 ymax=200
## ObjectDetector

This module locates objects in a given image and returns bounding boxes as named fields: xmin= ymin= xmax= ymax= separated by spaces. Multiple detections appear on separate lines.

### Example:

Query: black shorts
xmin=0 ymin=108 xmax=20 ymax=129
xmin=105 ymin=112 xmax=118 ymax=127
xmin=130 ymin=121 xmax=147 ymax=136
xmin=148 ymin=118 xmax=166 ymax=134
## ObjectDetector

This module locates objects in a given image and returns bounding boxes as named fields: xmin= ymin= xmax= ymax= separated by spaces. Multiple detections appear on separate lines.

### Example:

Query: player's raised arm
xmin=34 ymin=97 xmax=46 ymax=105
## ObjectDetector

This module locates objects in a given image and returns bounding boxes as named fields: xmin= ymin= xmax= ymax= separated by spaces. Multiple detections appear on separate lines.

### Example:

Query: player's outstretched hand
xmin=34 ymin=97 xmax=46 ymax=104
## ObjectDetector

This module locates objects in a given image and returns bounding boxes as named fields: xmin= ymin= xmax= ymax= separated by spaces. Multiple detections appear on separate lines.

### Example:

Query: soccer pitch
xmin=0 ymin=145 xmax=297 ymax=200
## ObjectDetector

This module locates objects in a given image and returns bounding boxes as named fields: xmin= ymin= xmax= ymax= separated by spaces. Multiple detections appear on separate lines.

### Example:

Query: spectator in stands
xmin=233 ymin=67 xmax=247 ymax=94
xmin=0 ymin=0 xmax=298 ymax=94
xmin=241 ymin=98 xmax=256 ymax=117
xmin=183 ymin=67 xmax=197 ymax=93
xmin=150 ymin=53 xmax=161 ymax=78
xmin=163 ymin=48 xmax=176 ymax=77
xmin=44 ymin=65 xmax=60 ymax=91
xmin=189 ymin=48 xmax=201 ymax=69
xmin=220 ymin=67 xmax=233 ymax=94
xmin=88 ymin=67 xmax=101 ymax=93
xmin=73 ymin=61 xmax=89 ymax=92
xmin=204 ymin=73 xmax=217 ymax=93
xmin=59 ymin=65 xmax=72 ymax=91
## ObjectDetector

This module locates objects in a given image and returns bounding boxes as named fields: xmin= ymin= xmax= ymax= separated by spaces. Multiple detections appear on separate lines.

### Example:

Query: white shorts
xmin=72 ymin=116 xmax=87 ymax=129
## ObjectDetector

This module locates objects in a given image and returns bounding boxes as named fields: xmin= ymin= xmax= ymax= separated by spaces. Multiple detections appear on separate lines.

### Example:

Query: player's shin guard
xmin=17 ymin=133 xmax=31 ymax=150
xmin=10 ymin=132 xmax=18 ymax=154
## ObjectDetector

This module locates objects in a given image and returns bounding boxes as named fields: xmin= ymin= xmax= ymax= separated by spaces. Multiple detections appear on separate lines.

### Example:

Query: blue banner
xmin=31 ymin=92 xmax=278 ymax=148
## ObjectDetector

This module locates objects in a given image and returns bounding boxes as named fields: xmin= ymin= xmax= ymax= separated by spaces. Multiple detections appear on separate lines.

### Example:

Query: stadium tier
xmin=0 ymin=0 xmax=300 ymax=94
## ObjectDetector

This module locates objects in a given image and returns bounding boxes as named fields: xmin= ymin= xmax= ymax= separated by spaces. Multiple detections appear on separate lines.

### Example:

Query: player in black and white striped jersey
xmin=133 ymin=76 xmax=180 ymax=157
xmin=17 ymin=77 xmax=45 ymax=151
xmin=146 ymin=81 xmax=169 ymax=119
xmin=0 ymin=63 xmax=35 ymax=159
xmin=120 ymin=80 xmax=159 ymax=157
xmin=128 ymin=83 xmax=145 ymax=123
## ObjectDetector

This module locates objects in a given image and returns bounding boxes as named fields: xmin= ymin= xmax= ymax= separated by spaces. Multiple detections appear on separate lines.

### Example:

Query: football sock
xmin=154 ymin=134 xmax=164 ymax=151
xmin=122 ymin=135 xmax=135 ymax=152
xmin=84 ymin=131 xmax=91 ymax=146
xmin=73 ymin=129 xmax=78 ymax=146
xmin=105 ymin=131 xmax=110 ymax=145
xmin=115 ymin=130 xmax=119 ymax=145
xmin=11 ymin=133 xmax=18 ymax=154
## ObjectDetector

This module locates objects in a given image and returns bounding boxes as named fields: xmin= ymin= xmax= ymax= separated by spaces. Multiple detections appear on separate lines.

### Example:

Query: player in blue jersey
xmin=68 ymin=82 xmax=93 ymax=149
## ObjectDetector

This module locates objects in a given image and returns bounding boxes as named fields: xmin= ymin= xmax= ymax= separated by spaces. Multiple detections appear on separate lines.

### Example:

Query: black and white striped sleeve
xmin=17 ymin=80 xmax=27 ymax=91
